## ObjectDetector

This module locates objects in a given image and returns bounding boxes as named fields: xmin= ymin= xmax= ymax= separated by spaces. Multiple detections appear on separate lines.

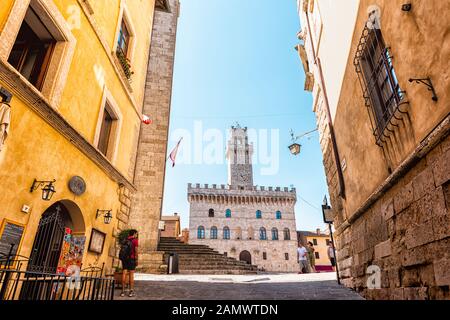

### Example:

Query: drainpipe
xmin=304 ymin=9 xmax=346 ymax=199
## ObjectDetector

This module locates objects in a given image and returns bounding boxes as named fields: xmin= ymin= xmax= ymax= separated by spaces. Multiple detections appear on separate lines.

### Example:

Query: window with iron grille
xmin=354 ymin=21 xmax=408 ymax=146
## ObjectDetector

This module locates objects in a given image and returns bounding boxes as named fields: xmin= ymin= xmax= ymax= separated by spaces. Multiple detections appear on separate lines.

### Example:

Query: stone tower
xmin=128 ymin=0 xmax=179 ymax=273
xmin=226 ymin=124 xmax=254 ymax=188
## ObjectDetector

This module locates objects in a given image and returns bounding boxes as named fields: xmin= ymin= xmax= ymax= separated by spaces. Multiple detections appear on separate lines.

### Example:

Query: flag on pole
xmin=142 ymin=114 xmax=152 ymax=125
xmin=168 ymin=138 xmax=182 ymax=167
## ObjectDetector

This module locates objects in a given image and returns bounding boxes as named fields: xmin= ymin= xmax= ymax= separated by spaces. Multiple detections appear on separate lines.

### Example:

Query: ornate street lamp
xmin=96 ymin=209 xmax=113 ymax=224
xmin=30 ymin=179 xmax=56 ymax=201
xmin=288 ymin=128 xmax=318 ymax=156
xmin=288 ymin=142 xmax=301 ymax=156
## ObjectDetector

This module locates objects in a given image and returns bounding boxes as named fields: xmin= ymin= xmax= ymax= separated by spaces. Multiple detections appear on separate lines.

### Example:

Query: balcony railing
xmin=116 ymin=46 xmax=134 ymax=82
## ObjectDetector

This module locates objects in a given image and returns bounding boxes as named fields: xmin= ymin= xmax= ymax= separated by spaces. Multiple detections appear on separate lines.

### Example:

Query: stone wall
xmin=337 ymin=126 xmax=450 ymax=299
xmin=128 ymin=0 xmax=179 ymax=273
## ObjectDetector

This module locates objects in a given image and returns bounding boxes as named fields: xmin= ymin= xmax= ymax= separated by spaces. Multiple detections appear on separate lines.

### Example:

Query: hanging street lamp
xmin=288 ymin=128 xmax=318 ymax=156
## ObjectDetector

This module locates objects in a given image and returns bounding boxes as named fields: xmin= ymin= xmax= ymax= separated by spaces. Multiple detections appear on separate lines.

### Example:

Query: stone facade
xmin=128 ymin=0 xmax=179 ymax=273
xmin=188 ymin=126 xmax=299 ymax=272
xmin=297 ymin=0 xmax=450 ymax=299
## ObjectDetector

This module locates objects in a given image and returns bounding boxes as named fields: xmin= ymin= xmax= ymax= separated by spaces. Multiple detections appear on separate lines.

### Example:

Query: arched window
xmin=256 ymin=210 xmax=262 ymax=219
xmin=284 ymin=228 xmax=291 ymax=240
xmin=225 ymin=209 xmax=231 ymax=218
xmin=259 ymin=227 xmax=267 ymax=240
xmin=208 ymin=208 xmax=214 ymax=217
xmin=197 ymin=226 xmax=205 ymax=239
xmin=272 ymin=228 xmax=279 ymax=240
xmin=276 ymin=211 xmax=282 ymax=219
xmin=210 ymin=226 xmax=218 ymax=239
xmin=223 ymin=227 xmax=230 ymax=240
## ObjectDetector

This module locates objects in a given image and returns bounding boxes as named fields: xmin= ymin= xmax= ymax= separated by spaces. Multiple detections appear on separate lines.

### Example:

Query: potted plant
xmin=117 ymin=229 xmax=132 ymax=244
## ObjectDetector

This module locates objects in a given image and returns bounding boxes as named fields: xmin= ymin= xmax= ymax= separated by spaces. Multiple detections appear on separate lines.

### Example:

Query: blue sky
xmin=162 ymin=0 xmax=329 ymax=232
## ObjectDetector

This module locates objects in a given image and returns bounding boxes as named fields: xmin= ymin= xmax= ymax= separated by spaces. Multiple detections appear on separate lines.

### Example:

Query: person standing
xmin=327 ymin=241 xmax=336 ymax=272
xmin=307 ymin=241 xmax=316 ymax=273
xmin=297 ymin=243 xmax=310 ymax=274
xmin=119 ymin=229 xmax=139 ymax=297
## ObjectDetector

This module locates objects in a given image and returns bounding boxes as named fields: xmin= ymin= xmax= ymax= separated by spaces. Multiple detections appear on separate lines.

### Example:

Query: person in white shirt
xmin=327 ymin=242 xmax=336 ymax=271
xmin=297 ymin=243 xmax=311 ymax=274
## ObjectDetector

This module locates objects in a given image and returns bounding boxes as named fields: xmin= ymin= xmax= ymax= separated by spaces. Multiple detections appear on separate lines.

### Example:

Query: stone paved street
xmin=116 ymin=273 xmax=364 ymax=300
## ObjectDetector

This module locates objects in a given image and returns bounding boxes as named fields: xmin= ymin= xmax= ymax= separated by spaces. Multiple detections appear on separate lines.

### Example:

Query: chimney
xmin=174 ymin=212 xmax=178 ymax=216
xmin=316 ymin=228 xmax=321 ymax=235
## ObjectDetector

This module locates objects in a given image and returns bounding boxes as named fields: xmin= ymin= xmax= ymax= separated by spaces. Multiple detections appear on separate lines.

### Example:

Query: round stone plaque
xmin=68 ymin=176 xmax=86 ymax=196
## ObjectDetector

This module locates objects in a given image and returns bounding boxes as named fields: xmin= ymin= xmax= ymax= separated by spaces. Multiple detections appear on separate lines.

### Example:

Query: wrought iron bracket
xmin=96 ymin=209 xmax=112 ymax=219
xmin=409 ymin=77 xmax=438 ymax=102
xmin=30 ymin=179 xmax=56 ymax=193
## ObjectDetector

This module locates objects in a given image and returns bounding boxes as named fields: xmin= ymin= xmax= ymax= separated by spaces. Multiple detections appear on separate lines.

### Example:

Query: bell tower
xmin=226 ymin=124 xmax=254 ymax=188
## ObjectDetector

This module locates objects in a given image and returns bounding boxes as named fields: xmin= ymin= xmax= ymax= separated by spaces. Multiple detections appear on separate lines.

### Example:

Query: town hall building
xmin=188 ymin=125 xmax=299 ymax=272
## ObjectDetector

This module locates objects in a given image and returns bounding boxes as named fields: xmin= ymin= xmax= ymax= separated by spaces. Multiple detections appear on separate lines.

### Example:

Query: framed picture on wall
xmin=88 ymin=229 xmax=106 ymax=254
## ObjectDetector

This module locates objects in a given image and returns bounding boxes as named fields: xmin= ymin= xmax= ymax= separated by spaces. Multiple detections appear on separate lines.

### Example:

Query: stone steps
xmin=158 ymin=237 xmax=258 ymax=275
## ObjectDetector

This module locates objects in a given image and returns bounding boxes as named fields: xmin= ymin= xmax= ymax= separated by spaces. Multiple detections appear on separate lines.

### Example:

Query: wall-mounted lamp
xmin=96 ymin=209 xmax=113 ymax=224
xmin=409 ymin=77 xmax=438 ymax=102
xmin=30 ymin=179 xmax=56 ymax=201
xmin=401 ymin=3 xmax=412 ymax=11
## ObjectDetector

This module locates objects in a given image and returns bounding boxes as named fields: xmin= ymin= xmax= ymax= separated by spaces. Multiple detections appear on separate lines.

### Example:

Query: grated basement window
xmin=354 ymin=22 xmax=408 ymax=146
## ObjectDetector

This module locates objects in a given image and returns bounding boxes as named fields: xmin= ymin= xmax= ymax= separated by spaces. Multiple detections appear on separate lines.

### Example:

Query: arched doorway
xmin=239 ymin=250 xmax=251 ymax=265
xmin=28 ymin=201 xmax=85 ymax=273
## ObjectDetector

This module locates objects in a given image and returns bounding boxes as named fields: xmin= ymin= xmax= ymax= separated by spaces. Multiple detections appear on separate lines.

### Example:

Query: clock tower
xmin=226 ymin=124 xmax=254 ymax=187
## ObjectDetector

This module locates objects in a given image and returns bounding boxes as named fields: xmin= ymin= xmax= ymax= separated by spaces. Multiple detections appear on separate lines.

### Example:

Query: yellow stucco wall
xmin=333 ymin=0 xmax=450 ymax=218
xmin=0 ymin=0 xmax=156 ymax=273
xmin=300 ymin=0 xmax=450 ymax=220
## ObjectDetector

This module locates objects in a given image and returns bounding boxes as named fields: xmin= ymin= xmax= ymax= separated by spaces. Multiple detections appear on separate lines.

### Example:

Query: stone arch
xmin=28 ymin=200 xmax=85 ymax=273
xmin=239 ymin=250 xmax=251 ymax=264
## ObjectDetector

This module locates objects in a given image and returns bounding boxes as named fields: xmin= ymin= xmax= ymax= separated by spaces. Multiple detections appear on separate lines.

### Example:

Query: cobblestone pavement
xmin=116 ymin=273 xmax=364 ymax=300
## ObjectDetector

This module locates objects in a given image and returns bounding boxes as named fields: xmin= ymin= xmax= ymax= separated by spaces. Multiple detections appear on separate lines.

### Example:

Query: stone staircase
xmin=158 ymin=237 xmax=258 ymax=274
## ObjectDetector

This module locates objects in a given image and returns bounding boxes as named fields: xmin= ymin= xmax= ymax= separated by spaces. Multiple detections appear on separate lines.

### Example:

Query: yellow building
xmin=0 ymin=0 xmax=167 ymax=276
xmin=297 ymin=229 xmax=332 ymax=271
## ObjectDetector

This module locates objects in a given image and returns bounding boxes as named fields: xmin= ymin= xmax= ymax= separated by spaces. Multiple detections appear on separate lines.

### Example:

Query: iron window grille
xmin=354 ymin=20 xmax=408 ymax=147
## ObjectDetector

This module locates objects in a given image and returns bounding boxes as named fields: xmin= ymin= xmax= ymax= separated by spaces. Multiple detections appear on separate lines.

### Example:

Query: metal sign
xmin=322 ymin=205 xmax=334 ymax=224
xmin=68 ymin=176 xmax=86 ymax=196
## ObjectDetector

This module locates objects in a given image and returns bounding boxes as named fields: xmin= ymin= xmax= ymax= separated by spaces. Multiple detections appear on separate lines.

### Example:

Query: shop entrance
xmin=28 ymin=200 xmax=85 ymax=274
